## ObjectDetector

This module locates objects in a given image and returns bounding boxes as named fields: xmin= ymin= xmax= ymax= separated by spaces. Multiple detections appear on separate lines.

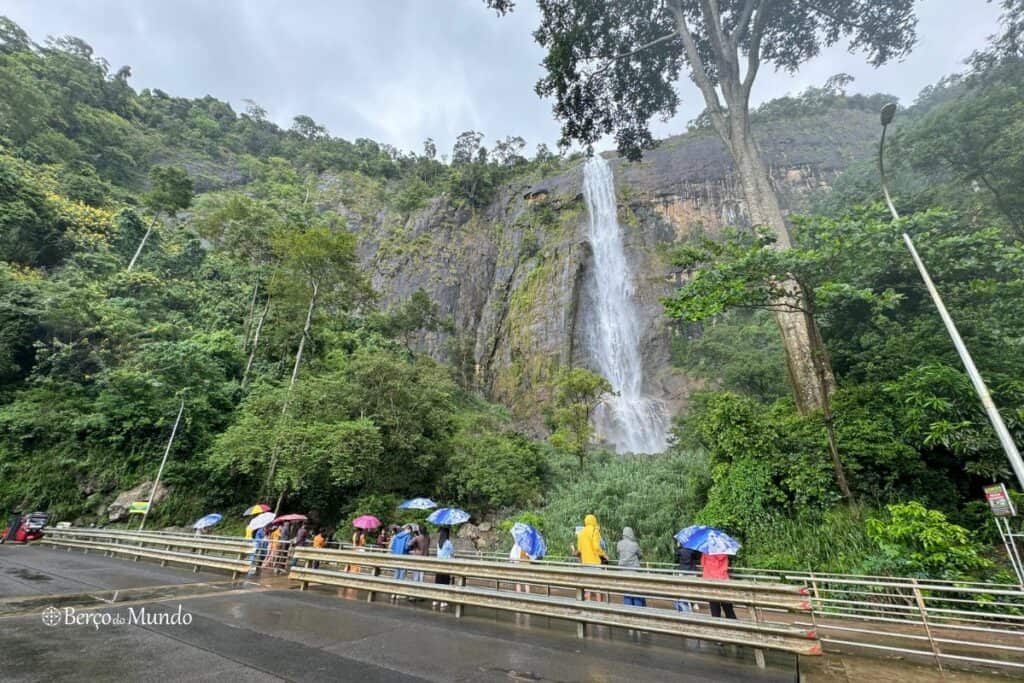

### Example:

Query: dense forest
xmin=1 ymin=8 xmax=1022 ymax=581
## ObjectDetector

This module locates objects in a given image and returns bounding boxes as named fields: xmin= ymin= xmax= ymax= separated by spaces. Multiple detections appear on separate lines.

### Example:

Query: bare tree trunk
xmin=805 ymin=308 xmax=852 ymax=499
xmin=242 ymin=297 xmax=271 ymax=387
xmin=126 ymin=218 xmax=158 ymax=272
xmin=243 ymin=281 xmax=260 ymax=351
xmin=670 ymin=4 xmax=837 ymax=415
xmin=726 ymin=116 xmax=836 ymax=413
xmin=667 ymin=2 xmax=849 ymax=496
xmin=263 ymin=281 xmax=318 ymax=497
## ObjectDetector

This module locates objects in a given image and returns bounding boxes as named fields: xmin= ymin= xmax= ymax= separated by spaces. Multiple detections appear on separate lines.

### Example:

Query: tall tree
xmin=263 ymin=225 xmax=365 ymax=505
xmin=488 ymin=0 xmax=917 ymax=415
xmin=548 ymin=367 xmax=612 ymax=469
xmin=127 ymin=165 xmax=193 ymax=271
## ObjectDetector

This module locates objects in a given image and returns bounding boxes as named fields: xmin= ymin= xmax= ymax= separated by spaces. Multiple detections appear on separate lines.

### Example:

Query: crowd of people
xmin=247 ymin=513 xmax=738 ymax=620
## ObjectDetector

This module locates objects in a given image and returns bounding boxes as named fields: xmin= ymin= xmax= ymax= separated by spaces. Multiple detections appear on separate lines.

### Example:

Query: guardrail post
xmin=751 ymin=605 xmax=767 ymax=669
xmin=367 ymin=566 xmax=379 ymax=603
xmin=161 ymin=543 xmax=170 ymax=567
xmin=454 ymin=575 xmax=465 ymax=618
xmin=193 ymin=546 xmax=204 ymax=573
xmin=807 ymin=572 xmax=821 ymax=630
xmin=911 ymin=579 xmax=944 ymax=673
xmin=575 ymin=587 xmax=586 ymax=638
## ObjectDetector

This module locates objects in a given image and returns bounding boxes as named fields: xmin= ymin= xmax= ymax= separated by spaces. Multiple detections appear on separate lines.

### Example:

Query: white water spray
xmin=582 ymin=156 xmax=669 ymax=454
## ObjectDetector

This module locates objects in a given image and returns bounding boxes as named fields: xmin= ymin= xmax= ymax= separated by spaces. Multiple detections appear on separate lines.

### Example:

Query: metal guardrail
xmin=40 ymin=527 xmax=293 ymax=578
xmin=289 ymin=547 xmax=820 ymax=661
xmin=36 ymin=529 xmax=1024 ymax=672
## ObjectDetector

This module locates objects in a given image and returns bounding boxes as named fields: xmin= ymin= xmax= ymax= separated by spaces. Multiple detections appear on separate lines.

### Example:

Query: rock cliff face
xmin=340 ymin=108 xmax=878 ymax=439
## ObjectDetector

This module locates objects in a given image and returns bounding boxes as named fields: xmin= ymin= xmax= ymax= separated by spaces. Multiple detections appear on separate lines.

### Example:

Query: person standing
xmin=247 ymin=525 xmax=268 ymax=578
xmin=310 ymin=528 xmax=325 ymax=569
xmin=347 ymin=528 xmax=366 ymax=574
xmin=674 ymin=541 xmax=701 ymax=612
xmin=389 ymin=524 xmax=413 ymax=601
xmin=574 ymin=514 xmax=608 ymax=601
xmin=703 ymin=553 xmax=737 ymax=619
xmin=410 ymin=524 xmax=430 ymax=584
xmin=294 ymin=522 xmax=309 ymax=548
xmin=262 ymin=525 xmax=281 ymax=572
xmin=617 ymin=527 xmax=646 ymax=607
xmin=433 ymin=527 xmax=454 ymax=610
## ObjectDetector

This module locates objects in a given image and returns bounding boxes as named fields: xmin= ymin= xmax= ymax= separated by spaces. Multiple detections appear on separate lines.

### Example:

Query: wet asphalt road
xmin=0 ymin=545 xmax=795 ymax=682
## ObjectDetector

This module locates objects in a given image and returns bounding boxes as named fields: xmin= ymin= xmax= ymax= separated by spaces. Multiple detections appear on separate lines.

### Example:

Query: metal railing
xmin=40 ymin=527 xmax=293 ymax=579
xmin=36 ymin=528 xmax=1024 ymax=673
xmin=289 ymin=546 xmax=820 ymax=661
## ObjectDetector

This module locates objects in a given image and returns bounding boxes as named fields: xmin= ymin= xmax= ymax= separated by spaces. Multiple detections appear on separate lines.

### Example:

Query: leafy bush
xmin=443 ymin=420 xmax=546 ymax=513
xmin=863 ymin=502 xmax=992 ymax=579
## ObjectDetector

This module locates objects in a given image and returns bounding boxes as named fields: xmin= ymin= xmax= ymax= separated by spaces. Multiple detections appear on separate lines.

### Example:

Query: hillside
xmin=2 ymin=16 xmax=1023 ymax=576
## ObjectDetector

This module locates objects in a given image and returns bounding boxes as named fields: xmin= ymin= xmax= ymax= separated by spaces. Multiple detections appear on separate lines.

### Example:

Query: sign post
xmin=986 ymin=484 xmax=1024 ymax=587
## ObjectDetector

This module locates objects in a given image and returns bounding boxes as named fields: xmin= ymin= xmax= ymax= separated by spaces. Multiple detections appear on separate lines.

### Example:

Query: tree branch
xmin=587 ymin=31 xmax=680 ymax=76
xmin=742 ymin=0 xmax=773 ymax=96
xmin=668 ymin=1 xmax=730 ymax=142
xmin=733 ymin=0 xmax=758 ymax=45
xmin=700 ymin=0 xmax=739 ymax=86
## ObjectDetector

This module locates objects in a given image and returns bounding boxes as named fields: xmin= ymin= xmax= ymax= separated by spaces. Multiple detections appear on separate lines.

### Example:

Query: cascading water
xmin=582 ymin=155 xmax=669 ymax=454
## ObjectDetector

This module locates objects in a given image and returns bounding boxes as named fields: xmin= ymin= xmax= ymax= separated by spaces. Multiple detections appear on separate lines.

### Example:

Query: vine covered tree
xmin=488 ymin=0 xmax=918 ymax=416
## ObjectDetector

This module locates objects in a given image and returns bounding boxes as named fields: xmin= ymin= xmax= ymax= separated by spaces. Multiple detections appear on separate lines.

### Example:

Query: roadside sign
xmin=128 ymin=501 xmax=150 ymax=515
xmin=985 ymin=483 xmax=1016 ymax=517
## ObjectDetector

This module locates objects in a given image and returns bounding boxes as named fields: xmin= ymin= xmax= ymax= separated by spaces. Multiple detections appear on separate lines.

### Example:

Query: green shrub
xmin=862 ymin=501 xmax=992 ymax=579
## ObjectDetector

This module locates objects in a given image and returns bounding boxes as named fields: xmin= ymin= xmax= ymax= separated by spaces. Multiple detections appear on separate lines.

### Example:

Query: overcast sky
xmin=3 ymin=1 xmax=1003 ymax=156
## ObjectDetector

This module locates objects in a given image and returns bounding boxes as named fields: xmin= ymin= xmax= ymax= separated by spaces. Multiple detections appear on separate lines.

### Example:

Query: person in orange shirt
xmin=702 ymin=553 xmax=737 ymax=619
xmin=310 ymin=529 xmax=326 ymax=569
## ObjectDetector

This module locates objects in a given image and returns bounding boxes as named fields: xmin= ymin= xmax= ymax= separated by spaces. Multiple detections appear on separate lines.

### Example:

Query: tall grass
xmin=738 ymin=505 xmax=878 ymax=573
xmin=528 ymin=449 xmax=712 ymax=563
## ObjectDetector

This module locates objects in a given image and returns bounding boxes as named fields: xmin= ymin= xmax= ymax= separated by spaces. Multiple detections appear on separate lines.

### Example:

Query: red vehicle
xmin=1 ymin=512 xmax=49 ymax=543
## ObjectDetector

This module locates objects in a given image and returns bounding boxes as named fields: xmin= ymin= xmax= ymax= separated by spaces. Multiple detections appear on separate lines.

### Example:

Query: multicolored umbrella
xmin=353 ymin=515 xmax=382 ymax=530
xmin=273 ymin=514 xmax=307 ymax=524
xmin=243 ymin=504 xmax=271 ymax=516
xmin=398 ymin=497 xmax=437 ymax=510
xmin=192 ymin=513 xmax=222 ymax=530
xmin=247 ymin=511 xmax=276 ymax=531
xmin=426 ymin=507 xmax=470 ymax=526
xmin=510 ymin=522 xmax=546 ymax=560
xmin=676 ymin=526 xmax=741 ymax=556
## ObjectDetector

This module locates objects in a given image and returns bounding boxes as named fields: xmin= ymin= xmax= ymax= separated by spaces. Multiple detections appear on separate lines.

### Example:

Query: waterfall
xmin=582 ymin=156 xmax=669 ymax=454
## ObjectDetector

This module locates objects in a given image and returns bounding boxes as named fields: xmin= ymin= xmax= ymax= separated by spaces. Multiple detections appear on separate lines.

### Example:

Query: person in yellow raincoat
xmin=573 ymin=514 xmax=609 ymax=601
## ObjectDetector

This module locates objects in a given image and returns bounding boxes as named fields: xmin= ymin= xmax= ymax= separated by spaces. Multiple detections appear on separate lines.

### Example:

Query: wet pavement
xmin=2 ymin=545 xmax=1012 ymax=682
xmin=0 ymin=543 xmax=223 ymax=596
xmin=0 ymin=545 xmax=794 ymax=682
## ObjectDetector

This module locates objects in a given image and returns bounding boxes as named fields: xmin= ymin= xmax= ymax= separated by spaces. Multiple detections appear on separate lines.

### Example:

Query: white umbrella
xmin=247 ymin=511 xmax=275 ymax=531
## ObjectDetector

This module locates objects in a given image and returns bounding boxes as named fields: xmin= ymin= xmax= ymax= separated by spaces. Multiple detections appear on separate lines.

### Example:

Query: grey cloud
xmin=3 ymin=0 xmax=1001 ymax=156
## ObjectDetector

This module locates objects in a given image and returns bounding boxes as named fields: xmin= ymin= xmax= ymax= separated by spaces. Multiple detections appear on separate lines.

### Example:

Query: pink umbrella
xmin=353 ymin=515 xmax=381 ymax=530
xmin=273 ymin=514 xmax=307 ymax=523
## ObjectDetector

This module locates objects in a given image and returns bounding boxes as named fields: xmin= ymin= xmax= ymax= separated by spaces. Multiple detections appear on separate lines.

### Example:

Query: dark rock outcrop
xmin=333 ymin=109 xmax=878 ymax=436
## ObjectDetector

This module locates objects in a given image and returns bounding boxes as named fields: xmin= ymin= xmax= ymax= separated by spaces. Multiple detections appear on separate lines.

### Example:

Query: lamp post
xmin=879 ymin=104 xmax=1024 ymax=491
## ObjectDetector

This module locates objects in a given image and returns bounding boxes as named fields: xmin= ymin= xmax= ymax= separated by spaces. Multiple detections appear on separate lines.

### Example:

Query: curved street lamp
xmin=879 ymin=105 xmax=1024 ymax=492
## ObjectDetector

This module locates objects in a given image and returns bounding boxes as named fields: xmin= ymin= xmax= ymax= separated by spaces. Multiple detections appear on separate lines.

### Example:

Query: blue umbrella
xmin=677 ymin=526 xmax=741 ymax=556
xmin=426 ymin=507 xmax=470 ymax=526
xmin=398 ymin=497 xmax=438 ymax=510
xmin=510 ymin=523 xmax=546 ymax=560
xmin=193 ymin=513 xmax=223 ymax=530
xmin=674 ymin=525 xmax=713 ymax=547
